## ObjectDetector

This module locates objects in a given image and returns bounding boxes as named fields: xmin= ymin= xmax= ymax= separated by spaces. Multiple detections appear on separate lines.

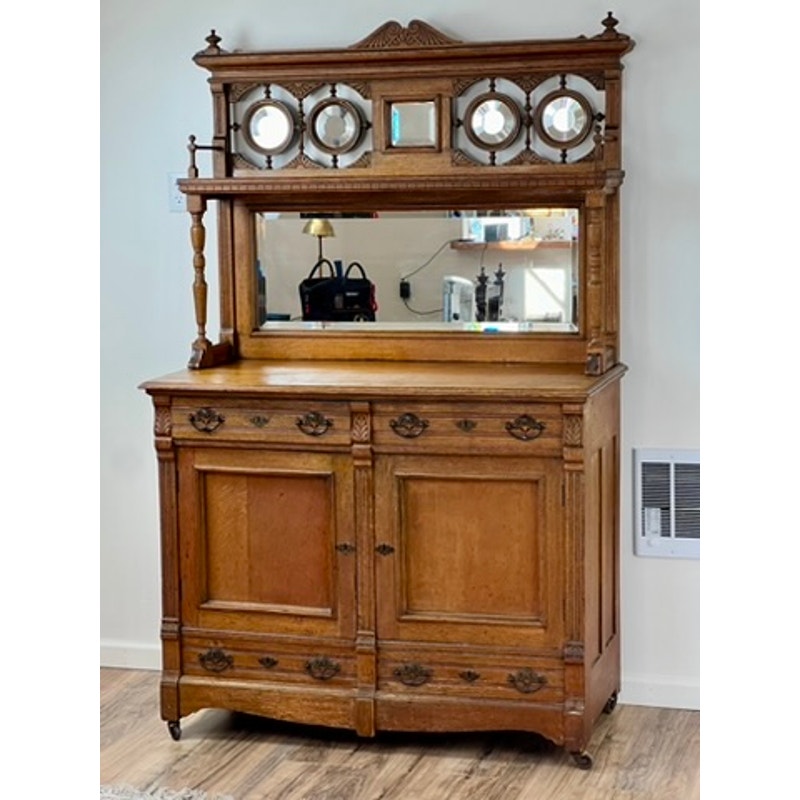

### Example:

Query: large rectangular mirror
xmin=254 ymin=209 xmax=580 ymax=333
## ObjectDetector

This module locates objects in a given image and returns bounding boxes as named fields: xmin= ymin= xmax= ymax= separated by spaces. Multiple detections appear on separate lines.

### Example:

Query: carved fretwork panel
xmin=452 ymin=74 xmax=606 ymax=167
xmin=229 ymin=82 xmax=373 ymax=172
xmin=187 ymin=14 xmax=632 ymax=183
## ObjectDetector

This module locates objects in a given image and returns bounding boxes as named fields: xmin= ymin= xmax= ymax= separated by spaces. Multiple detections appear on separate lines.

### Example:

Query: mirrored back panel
xmin=254 ymin=209 xmax=580 ymax=334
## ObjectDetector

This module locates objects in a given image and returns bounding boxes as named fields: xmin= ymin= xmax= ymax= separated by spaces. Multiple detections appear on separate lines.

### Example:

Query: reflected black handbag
xmin=299 ymin=259 xmax=378 ymax=322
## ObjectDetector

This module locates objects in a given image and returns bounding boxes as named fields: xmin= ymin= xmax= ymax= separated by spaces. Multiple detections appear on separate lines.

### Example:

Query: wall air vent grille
xmin=634 ymin=449 xmax=700 ymax=559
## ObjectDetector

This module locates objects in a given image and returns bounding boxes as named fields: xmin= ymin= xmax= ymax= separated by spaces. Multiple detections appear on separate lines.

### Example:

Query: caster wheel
xmin=603 ymin=690 xmax=619 ymax=714
xmin=167 ymin=721 xmax=181 ymax=741
xmin=571 ymin=751 xmax=593 ymax=770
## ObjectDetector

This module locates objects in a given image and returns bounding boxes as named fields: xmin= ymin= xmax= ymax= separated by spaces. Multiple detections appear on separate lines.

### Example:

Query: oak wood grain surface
xmin=101 ymin=668 xmax=699 ymax=800
xmin=140 ymin=360 xmax=626 ymax=402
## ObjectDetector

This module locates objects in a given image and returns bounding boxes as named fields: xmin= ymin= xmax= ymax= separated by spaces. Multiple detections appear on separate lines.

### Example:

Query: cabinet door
xmin=177 ymin=447 xmax=355 ymax=639
xmin=375 ymin=455 xmax=564 ymax=649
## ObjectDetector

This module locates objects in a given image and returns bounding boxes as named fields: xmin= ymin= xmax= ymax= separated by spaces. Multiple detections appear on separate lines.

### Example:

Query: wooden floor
xmin=100 ymin=668 xmax=699 ymax=800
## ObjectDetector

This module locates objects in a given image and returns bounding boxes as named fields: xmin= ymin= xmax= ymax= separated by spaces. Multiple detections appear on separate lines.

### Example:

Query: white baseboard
xmin=99 ymin=642 xmax=700 ymax=711
xmin=100 ymin=640 xmax=160 ymax=670
xmin=621 ymin=673 xmax=699 ymax=710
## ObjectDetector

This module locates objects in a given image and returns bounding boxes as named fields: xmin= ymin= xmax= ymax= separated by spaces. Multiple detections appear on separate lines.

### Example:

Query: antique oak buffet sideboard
xmin=141 ymin=15 xmax=634 ymax=768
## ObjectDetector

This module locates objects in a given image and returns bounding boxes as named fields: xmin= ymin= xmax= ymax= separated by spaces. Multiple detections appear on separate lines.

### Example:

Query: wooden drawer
xmin=377 ymin=646 xmax=564 ymax=704
xmin=171 ymin=398 xmax=352 ymax=446
xmin=182 ymin=633 xmax=356 ymax=687
xmin=372 ymin=401 xmax=563 ymax=455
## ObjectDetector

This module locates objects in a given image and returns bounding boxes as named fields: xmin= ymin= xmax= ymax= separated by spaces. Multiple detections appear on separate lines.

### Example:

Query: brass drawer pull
xmin=375 ymin=543 xmax=395 ymax=556
xmin=305 ymin=656 xmax=341 ymax=681
xmin=189 ymin=407 xmax=225 ymax=433
xmin=505 ymin=415 xmax=546 ymax=441
xmin=390 ymin=412 xmax=429 ymax=438
xmin=394 ymin=663 xmax=432 ymax=686
xmin=459 ymin=669 xmax=481 ymax=683
xmin=508 ymin=668 xmax=547 ymax=694
xmin=198 ymin=648 xmax=233 ymax=673
xmin=258 ymin=656 xmax=278 ymax=669
xmin=296 ymin=411 xmax=333 ymax=436
xmin=335 ymin=543 xmax=356 ymax=555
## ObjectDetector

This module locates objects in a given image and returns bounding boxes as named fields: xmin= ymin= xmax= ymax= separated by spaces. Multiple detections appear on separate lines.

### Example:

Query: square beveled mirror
xmin=388 ymin=100 xmax=438 ymax=148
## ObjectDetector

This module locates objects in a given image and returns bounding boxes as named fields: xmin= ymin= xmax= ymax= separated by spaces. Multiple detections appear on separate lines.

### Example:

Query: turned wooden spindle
xmin=187 ymin=196 xmax=210 ymax=368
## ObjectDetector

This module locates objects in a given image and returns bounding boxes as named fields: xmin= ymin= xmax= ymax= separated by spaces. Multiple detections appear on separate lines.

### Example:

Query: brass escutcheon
xmin=305 ymin=656 xmax=341 ymax=681
xmin=394 ymin=663 xmax=432 ymax=686
xmin=296 ymin=411 xmax=333 ymax=436
xmin=198 ymin=648 xmax=233 ymax=673
xmin=508 ymin=667 xmax=547 ymax=694
xmin=189 ymin=407 xmax=225 ymax=433
xmin=389 ymin=412 xmax=429 ymax=438
xmin=505 ymin=414 xmax=546 ymax=441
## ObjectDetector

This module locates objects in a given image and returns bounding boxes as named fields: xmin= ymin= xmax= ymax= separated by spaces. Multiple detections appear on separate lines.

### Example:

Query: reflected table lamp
xmin=303 ymin=218 xmax=336 ymax=262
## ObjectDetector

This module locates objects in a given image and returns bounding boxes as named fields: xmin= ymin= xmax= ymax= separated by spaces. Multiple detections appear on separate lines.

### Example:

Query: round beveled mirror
xmin=534 ymin=90 xmax=592 ymax=149
xmin=464 ymin=93 xmax=521 ymax=151
xmin=243 ymin=100 xmax=296 ymax=155
xmin=309 ymin=99 xmax=364 ymax=154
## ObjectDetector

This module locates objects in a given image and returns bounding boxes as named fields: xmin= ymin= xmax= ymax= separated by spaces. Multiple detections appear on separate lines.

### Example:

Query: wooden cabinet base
xmin=143 ymin=360 xmax=623 ymax=767
xmin=163 ymin=667 xmax=618 ymax=761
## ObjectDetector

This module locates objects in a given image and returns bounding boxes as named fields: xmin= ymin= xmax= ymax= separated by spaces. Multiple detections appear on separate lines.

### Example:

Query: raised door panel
xmin=374 ymin=454 xmax=564 ymax=649
xmin=178 ymin=448 xmax=355 ymax=639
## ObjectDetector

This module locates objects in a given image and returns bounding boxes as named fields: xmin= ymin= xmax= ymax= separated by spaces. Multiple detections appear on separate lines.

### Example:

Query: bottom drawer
xmin=378 ymin=646 xmax=564 ymax=704
xmin=182 ymin=633 xmax=356 ymax=688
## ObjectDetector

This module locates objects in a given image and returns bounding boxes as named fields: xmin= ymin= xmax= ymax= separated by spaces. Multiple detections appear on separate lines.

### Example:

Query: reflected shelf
xmin=450 ymin=239 xmax=573 ymax=251
xmin=258 ymin=320 xmax=577 ymax=333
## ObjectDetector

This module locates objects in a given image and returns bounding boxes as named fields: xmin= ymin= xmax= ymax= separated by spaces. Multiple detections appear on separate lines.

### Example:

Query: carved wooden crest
xmin=350 ymin=19 xmax=461 ymax=49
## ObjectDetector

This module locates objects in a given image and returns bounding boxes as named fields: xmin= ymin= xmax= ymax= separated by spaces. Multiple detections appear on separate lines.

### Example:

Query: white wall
xmin=100 ymin=0 xmax=699 ymax=708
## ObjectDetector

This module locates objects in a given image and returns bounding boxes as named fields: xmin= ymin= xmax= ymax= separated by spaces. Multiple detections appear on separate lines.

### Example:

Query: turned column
xmin=187 ymin=193 xmax=211 ymax=369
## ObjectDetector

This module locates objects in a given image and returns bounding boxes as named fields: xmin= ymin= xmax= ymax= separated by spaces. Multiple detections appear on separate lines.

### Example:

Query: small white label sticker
xmin=644 ymin=507 xmax=662 ymax=537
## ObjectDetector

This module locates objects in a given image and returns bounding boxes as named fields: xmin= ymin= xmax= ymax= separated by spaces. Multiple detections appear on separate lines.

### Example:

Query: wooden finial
xmin=603 ymin=12 xmax=619 ymax=32
xmin=599 ymin=12 xmax=621 ymax=38
xmin=196 ymin=29 xmax=225 ymax=57
xmin=592 ymin=12 xmax=631 ymax=42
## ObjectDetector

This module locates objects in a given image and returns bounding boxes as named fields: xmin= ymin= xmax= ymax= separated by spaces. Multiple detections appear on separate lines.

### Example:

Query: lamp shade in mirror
xmin=302 ymin=218 xmax=336 ymax=261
